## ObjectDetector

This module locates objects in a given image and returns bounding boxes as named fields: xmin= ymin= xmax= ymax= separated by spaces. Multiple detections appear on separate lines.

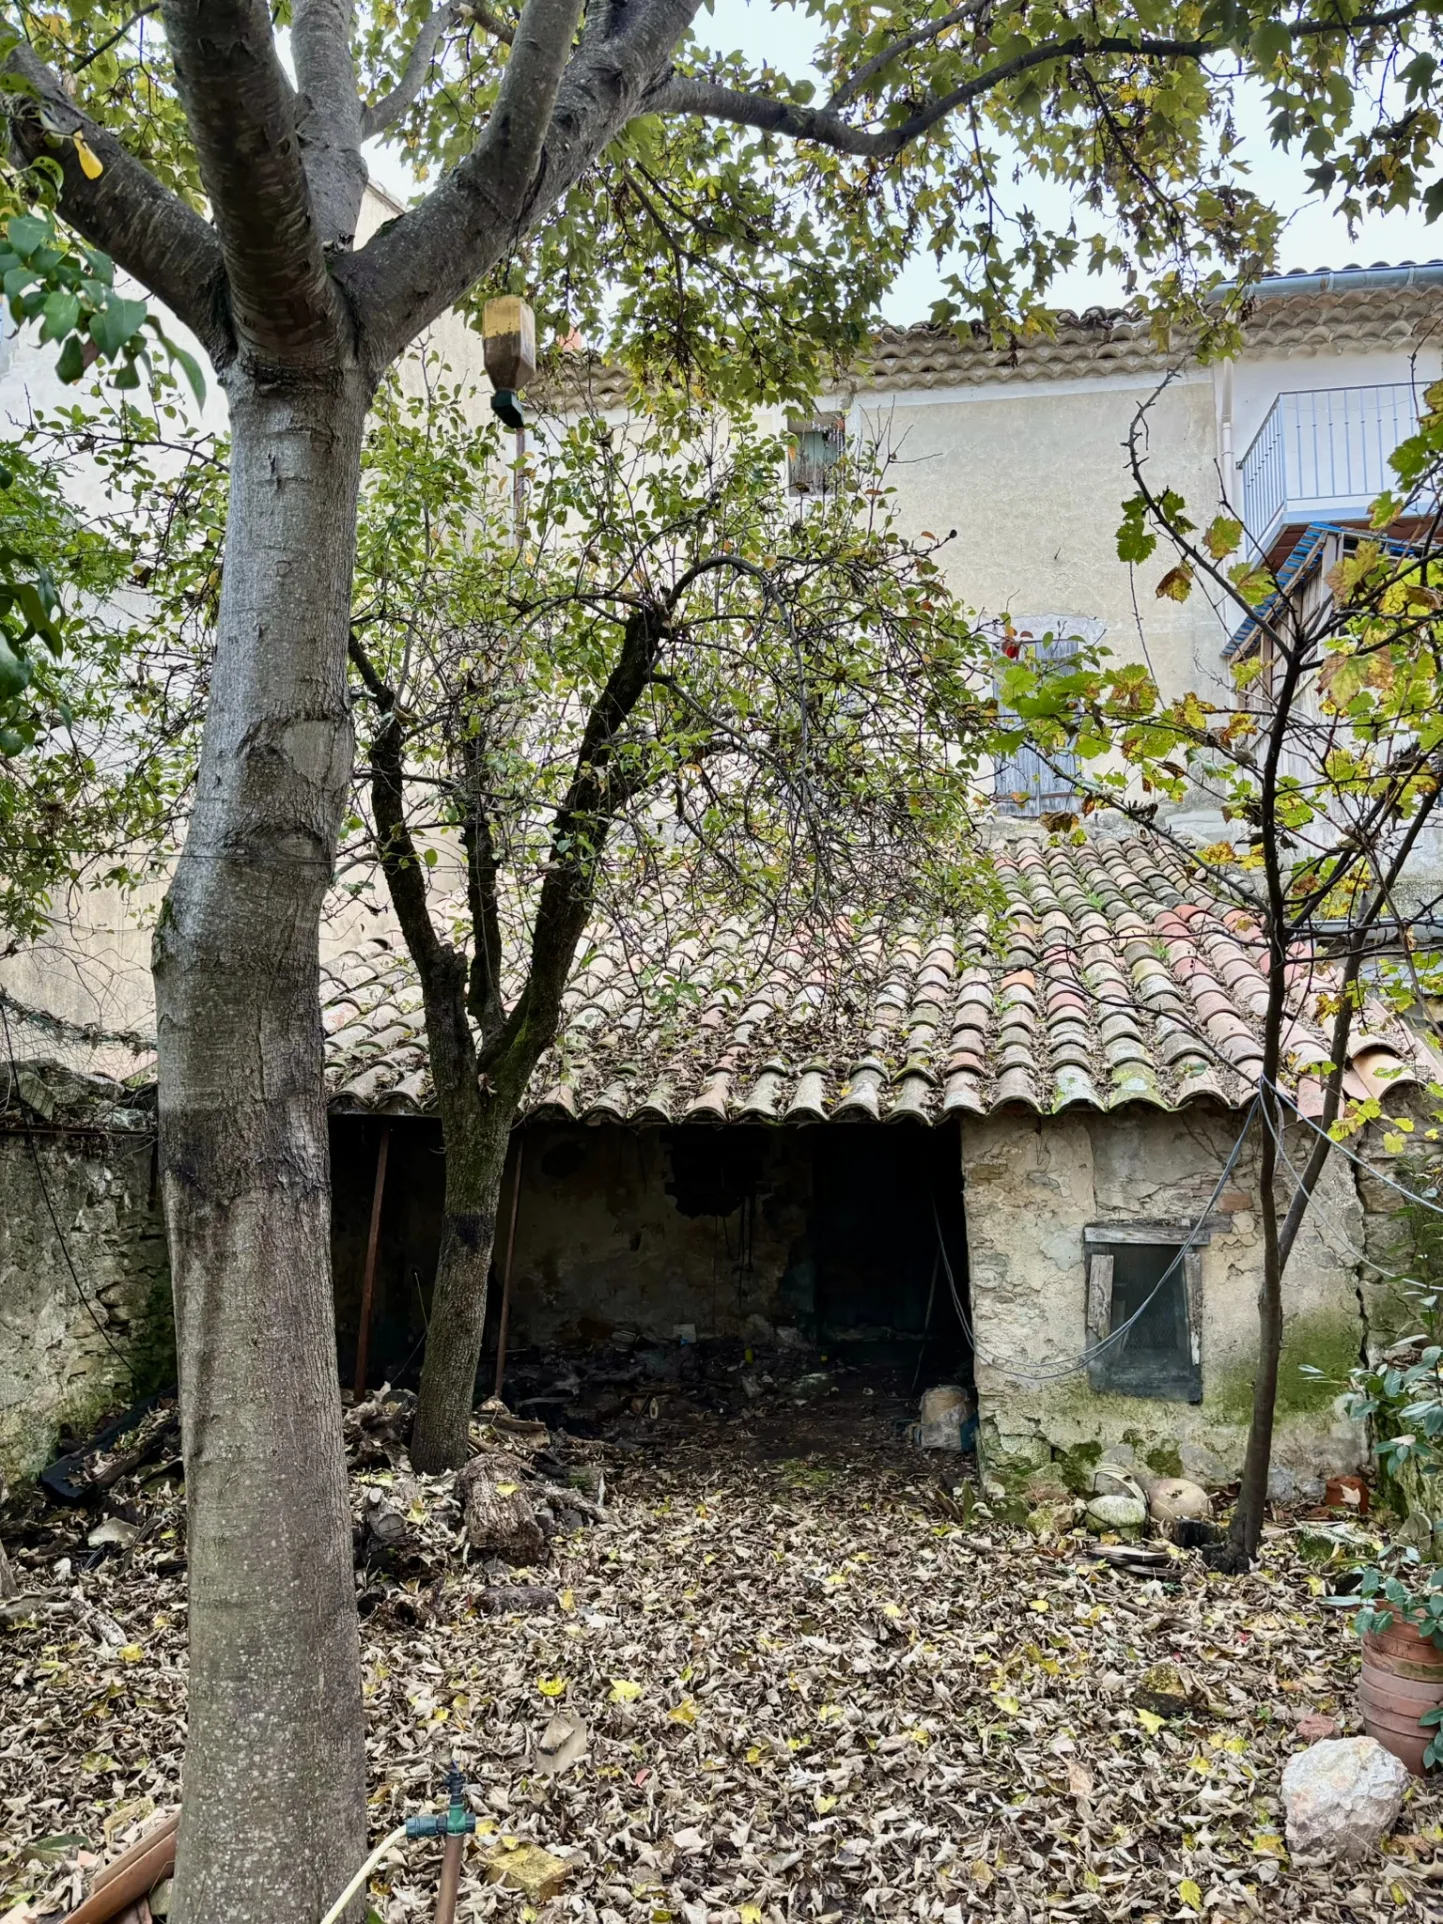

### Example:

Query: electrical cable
xmin=0 ymin=1001 xmax=134 ymax=1378
xmin=936 ymin=1097 xmax=1259 ymax=1384
xmin=1254 ymin=1091 xmax=1424 ymax=1286
xmin=1266 ymin=1076 xmax=1443 ymax=1219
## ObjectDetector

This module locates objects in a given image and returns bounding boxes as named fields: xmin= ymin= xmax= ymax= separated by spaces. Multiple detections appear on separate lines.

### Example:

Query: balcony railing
xmin=1240 ymin=384 xmax=1422 ymax=552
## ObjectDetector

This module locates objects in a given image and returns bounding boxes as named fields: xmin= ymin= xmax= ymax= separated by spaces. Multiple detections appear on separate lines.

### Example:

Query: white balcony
xmin=1240 ymin=384 xmax=1423 ymax=554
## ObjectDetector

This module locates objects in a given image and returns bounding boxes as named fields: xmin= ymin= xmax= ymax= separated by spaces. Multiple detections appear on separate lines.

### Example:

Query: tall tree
xmin=348 ymin=385 xmax=987 ymax=1470
xmin=4 ymin=0 xmax=1443 ymax=1914
xmin=1001 ymin=382 xmax=1443 ymax=1566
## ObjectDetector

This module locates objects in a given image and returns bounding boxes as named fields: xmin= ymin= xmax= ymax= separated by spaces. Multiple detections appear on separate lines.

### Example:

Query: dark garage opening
xmin=329 ymin=1113 xmax=972 ymax=1399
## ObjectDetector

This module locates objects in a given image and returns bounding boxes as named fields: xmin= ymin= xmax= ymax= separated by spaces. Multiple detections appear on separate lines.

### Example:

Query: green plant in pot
xmin=1340 ymin=1337 xmax=1443 ymax=1773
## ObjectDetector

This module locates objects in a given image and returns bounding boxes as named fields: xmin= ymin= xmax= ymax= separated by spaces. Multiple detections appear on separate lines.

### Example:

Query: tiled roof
xmin=320 ymin=831 xmax=1437 ymax=1126
xmin=539 ymin=277 xmax=1443 ymax=410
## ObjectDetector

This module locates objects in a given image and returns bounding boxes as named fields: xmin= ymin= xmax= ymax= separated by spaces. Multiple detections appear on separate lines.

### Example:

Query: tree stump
xmin=458 ymin=1456 xmax=546 ymax=1565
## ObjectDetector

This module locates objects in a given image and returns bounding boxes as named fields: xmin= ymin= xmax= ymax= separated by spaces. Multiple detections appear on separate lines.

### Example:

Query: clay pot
xmin=1360 ymin=1618 xmax=1443 ymax=1775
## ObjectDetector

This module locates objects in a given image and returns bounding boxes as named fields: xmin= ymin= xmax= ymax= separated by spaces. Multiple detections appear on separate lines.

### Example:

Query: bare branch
xmin=362 ymin=0 xmax=463 ymax=139
xmin=160 ymin=0 xmax=344 ymax=364
xmin=4 ymin=39 xmax=230 ymax=363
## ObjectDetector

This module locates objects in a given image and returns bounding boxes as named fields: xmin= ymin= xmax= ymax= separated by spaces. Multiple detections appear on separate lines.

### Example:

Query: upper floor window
xmin=993 ymin=618 xmax=1100 ymax=817
xmin=787 ymin=413 xmax=846 ymax=496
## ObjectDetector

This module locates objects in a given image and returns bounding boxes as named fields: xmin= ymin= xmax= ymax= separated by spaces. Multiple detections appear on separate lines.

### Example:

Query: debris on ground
xmin=1086 ymin=1490 xmax=1147 ymax=1533
xmin=1148 ymin=1475 xmax=1212 ymax=1525
xmin=1282 ymin=1735 xmax=1412 ymax=1860
xmin=4 ymin=1352 xmax=1442 ymax=1921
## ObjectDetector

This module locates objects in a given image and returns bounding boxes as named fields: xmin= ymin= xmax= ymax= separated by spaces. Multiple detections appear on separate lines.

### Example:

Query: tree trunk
xmin=153 ymin=368 xmax=371 ymax=1924
xmin=1227 ymin=1089 xmax=1284 ymax=1565
xmin=410 ymin=1104 xmax=512 ymax=1472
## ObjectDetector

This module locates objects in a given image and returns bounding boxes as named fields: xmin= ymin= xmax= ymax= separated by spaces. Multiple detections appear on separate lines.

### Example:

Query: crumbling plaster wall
xmin=505 ymin=1126 xmax=813 ymax=1346
xmin=0 ymin=1130 xmax=170 ymax=1479
xmin=963 ymin=1105 xmax=1366 ymax=1496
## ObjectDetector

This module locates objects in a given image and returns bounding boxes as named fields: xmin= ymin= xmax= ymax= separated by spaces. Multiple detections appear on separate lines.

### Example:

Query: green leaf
xmin=54 ymin=334 xmax=85 ymax=384
xmin=5 ymin=213 xmax=49 ymax=259
xmin=1203 ymin=515 xmax=1242 ymax=560
xmin=88 ymin=294 xmax=148 ymax=360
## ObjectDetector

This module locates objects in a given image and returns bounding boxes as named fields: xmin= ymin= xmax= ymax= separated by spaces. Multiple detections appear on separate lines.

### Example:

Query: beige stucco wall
xmin=851 ymin=374 xmax=1230 ymax=699
xmin=963 ymin=1104 xmax=1366 ymax=1497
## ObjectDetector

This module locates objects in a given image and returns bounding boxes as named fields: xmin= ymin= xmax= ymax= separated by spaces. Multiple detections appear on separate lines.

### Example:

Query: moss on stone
xmin=1144 ymin=1442 xmax=1184 ymax=1479
xmin=128 ymin=1264 xmax=176 ymax=1401
xmin=1053 ymin=1439 xmax=1103 ymax=1495
xmin=1208 ymin=1309 xmax=1362 ymax=1425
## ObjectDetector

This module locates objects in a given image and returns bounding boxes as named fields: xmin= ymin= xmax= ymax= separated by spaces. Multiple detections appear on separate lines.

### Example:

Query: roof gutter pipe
xmin=1221 ymin=262 xmax=1443 ymax=300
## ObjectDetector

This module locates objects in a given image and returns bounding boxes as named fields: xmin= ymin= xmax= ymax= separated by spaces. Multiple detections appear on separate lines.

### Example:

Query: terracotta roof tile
xmin=317 ymin=832 xmax=1441 ymax=1125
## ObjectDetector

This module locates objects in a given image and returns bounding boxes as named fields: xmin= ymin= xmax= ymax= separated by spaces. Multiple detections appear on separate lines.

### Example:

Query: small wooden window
xmin=1086 ymin=1237 xmax=1202 ymax=1401
xmin=787 ymin=414 xmax=846 ymax=495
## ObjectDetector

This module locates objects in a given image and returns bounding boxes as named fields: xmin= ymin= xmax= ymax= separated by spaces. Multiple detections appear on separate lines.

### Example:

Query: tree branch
xmin=362 ymin=0 xmax=463 ymax=139
xmin=345 ymin=0 xmax=697 ymax=367
xmin=478 ymin=606 xmax=664 ymax=1081
xmin=292 ymin=0 xmax=368 ymax=247
xmin=160 ymin=0 xmax=344 ymax=363
xmin=4 ymin=40 xmax=230 ymax=362
xmin=827 ymin=0 xmax=988 ymax=111
xmin=650 ymin=6 xmax=1429 ymax=159
xmin=73 ymin=3 xmax=159 ymax=74
xmin=459 ymin=729 xmax=507 ymax=1044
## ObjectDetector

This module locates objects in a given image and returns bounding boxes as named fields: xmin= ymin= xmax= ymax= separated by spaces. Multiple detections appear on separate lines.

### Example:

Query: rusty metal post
xmin=353 ymin=1123 xmax=392 ymax=1398
xmin=492 ymin=1135 xmax=525 ymax=1404
xmin=433 ymin=1830 xmax=465 ymax=1924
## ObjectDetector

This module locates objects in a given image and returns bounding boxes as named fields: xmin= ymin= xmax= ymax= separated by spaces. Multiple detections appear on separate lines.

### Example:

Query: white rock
xmin=1147 ymin=1476 xmax=1211 ymax=1522
xmin=1085 ymin=1493 xmax=1146 ymax=1531
xmin=86 ymin=1517 xmax=139 ymax=1551
xmin=1281 ymin=1737 xmax=1411 ymax=1860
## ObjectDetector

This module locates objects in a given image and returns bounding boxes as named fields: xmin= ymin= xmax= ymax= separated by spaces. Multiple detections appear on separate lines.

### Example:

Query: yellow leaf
xmin=119 ymin=1645 xmax=143 ymax=1664
xmin=740 ymin=1908 xmax=763 ymax=1924
xmin=745 ymin=1746 xmax=764 ymax=1764
xmin=1136 ymin=1708 xmax=1164 ymax=1734
xmin=1179 ymin=1878 xmax=1202 ymax=1911
xmin=73 ymin=132 xmax=103 ymax=180
xmin=610 ymin=1679 xmax=643 ymax=1702
xmin=814 ymin=1793 xmax=838 ymax=1813
xmin=537 ymin=1676 xmax=569 ymax=1698
xmin=1028 ymin=1598 xmax=1049 ymax=1614
xmin=1251 ymin=1831 xmax=1286 ymax=1858
xmin=496 ymin=1482 xmax=519 ymax=1496
xmin=559 ymin=1589 xmax=575 ymax=1613
xmin=880 ymin=1601 xmax=903 ymax=1619
xmin=993 ymin=1693 xmax=1020 ymax=1715
xmin=668 ymin=1700 xmax=697 ymax=1725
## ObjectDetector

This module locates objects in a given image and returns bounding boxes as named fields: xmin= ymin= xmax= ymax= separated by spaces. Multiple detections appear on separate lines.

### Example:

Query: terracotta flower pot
xmin=1360 ymin=1618 xmax=1443 ymax=1775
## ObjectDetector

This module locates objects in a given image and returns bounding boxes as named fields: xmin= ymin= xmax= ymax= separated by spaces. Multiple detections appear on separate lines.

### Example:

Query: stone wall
xmin=0 ymin=1127 xmax=171 ymax=1479
xmin=963 ymin=1104 xmax=1368 ymax=1498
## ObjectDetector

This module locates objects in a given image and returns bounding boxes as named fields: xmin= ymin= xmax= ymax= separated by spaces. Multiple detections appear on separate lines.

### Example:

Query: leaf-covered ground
xmin=4 ymin=1376 xmax=1443 ymax=1923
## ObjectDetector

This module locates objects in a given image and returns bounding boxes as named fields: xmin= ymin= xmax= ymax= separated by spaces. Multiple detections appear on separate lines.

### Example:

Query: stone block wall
xmin=0 ymin=1128 xmax=171 ymax=1479
xmin=963 ymin=1104 xmax=1368 ymax=1498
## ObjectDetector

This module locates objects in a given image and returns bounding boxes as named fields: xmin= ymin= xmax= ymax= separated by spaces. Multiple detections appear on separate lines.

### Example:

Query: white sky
xmin=365 ymin=0 xmax=1443 ymax=325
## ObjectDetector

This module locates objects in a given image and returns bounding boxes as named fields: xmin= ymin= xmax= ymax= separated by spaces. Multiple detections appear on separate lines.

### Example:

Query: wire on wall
xmin=939 ymin=1097 xmax=1259 ymax=1385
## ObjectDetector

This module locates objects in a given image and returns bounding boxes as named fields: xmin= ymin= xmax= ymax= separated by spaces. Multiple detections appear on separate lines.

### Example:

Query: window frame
xmin=1083 ymin=1219 xmax=1207 ymax=1401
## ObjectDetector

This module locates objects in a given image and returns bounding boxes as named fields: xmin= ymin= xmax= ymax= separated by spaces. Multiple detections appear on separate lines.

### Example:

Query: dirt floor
xmin=3 ymin=1367 xmax=1443 ymax=1923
